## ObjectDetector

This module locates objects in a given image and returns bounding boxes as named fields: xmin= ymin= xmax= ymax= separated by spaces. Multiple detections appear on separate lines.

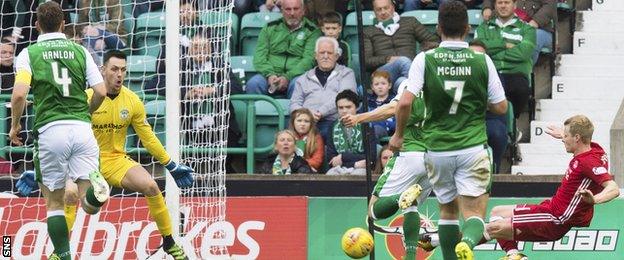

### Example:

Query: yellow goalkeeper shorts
xmin=100 ymin=155 xmax=141 ymax=188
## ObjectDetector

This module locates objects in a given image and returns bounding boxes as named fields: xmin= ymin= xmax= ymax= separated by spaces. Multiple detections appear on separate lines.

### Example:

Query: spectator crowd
xmin=0 ymin=0 xmax=556 ymax=174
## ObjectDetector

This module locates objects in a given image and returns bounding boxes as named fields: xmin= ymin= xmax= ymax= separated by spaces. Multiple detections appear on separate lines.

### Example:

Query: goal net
xmin=0 ymin=0 xmax=233 ymax=258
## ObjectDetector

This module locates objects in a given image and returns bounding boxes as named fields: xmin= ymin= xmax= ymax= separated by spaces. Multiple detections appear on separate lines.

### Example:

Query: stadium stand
xmin=512 ymin=0 xmax=624 ymax=175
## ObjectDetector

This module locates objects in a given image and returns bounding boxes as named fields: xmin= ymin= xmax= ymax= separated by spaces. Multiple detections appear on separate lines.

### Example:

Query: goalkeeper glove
xmin=16 ymin=170 xmax=37 ymax=196
xmin=165 ymin=161 xmax=194 ymax=188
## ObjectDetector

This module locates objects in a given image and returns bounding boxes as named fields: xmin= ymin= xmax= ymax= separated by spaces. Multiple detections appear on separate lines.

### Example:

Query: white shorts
xmin=34 ymin=121 xmax=99 ymax=192
xmin=424 ymin=145 xmax=493 ymax=204
xmin=373 ymin=151 xmax=432 ymax=207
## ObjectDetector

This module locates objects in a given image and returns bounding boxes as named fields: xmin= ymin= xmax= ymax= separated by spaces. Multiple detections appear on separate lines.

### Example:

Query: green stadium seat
xmin=143 ymin=100 xmax=166 ymax=144
xmin=344 ymin=11 xmax=376 ymax=56
xmin=200 ymin=11 xmax=239 ymax=54
xmin=127 ymin=55 xmax=157 ymax=78
xmin=232 ymin=100 xmax=248 ymax=145
xmin=134 ymin=12 xmax=165 ymax=57
xmin=230 ymin=55 xmax=256 ymax=86
xmin=124 ymin=55 xmax=157 ymax=94
xmin=254 ymin=99 xmax=289 ymax=156
xmin=466 ymin=9 xmax=483 ymax=42
xmin=240 ymin=12 xmax=282 ymax=56
xmin=401 ymin=10 xmax=438 ymax=33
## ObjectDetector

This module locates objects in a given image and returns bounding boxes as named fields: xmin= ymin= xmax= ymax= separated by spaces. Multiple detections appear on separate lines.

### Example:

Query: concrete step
xmin=591 ymin=0 xmax=624 ymax=11
xmin=559 ymin=54 xmax=624 ymax=66
xmin=558 ymin=65 xmax=624 ymax=77
xmin=537 ymin=109 xmax=618 ymax=122
xmin=517 ymin=153 xmax=572 ymax=167
xmin=551 ymin=77 xmax=624 ymax=100
xmin=511 ymin=165 xmax=566 ymax=175
xmin=518 ymin=143 xmax=567 ymax=154
xmin=578 ymin=22 xmax=624 ymax=33
xmin=578 ymin=11 xmax=624 ymax=24
xmin=536 ymin=99 xmax=621 ymax=122
xmin=573 ymin=32 xmax=624 ymax=54
xmin=529 ymin=121 xmax=611 ymax=145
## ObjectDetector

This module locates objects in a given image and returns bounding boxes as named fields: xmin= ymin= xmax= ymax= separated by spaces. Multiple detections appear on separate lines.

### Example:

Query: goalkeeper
xmin=18 ymin=50 xmax=194 ymax=260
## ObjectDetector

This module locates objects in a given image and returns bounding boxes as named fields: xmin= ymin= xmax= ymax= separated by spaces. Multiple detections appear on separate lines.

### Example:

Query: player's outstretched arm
xmin=578 ymin=180 xmax=620 ymax=204
xmin=164 ymin=161 xmax=194 ymax=188
xmin=545 ymin=125 xmax=563 ymax=139
xmin=15 ymin=170 xmax=37 ymax=196
xmin=9 ymin=75 xmax=30 ymax=145
xmin=389 ymin=91 xmax=415 ymax=151
xmin=341 ymin=101 xmax=397 ymax=128
xmin=89 ymin=82 xmax=107 ymax=114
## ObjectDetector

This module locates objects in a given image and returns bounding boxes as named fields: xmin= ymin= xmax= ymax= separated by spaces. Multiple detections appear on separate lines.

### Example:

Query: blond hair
xmin=273 ymin=129 xmax=298 ymax=153
xmin=564 ymin=115 xmax=594 ymax=144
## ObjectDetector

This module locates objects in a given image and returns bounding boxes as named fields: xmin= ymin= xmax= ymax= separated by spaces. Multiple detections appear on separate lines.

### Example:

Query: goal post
xmin=0 ymin=0 xmax=234 ymax=258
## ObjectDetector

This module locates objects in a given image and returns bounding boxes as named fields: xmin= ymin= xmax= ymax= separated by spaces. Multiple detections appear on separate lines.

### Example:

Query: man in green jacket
xmin=475 ymin=0 xmax=535 ymax=120
xmin=246 ymin=0 xmax=322 ymax=98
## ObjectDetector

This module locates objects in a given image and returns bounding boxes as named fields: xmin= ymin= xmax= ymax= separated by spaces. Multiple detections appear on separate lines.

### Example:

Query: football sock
xmin=372 ymin=195 xmax=400 ymax=220
xmin=85 ymin=186 xmax=104 ymax=207
xmin=461 ymin=217 xmax=485 ymax=249
xmin=146 ymin=193 xmax=173 ymax=237
xmin=64 ymin=204 xmax=77 ymax=232
xmin=47 ymin=211 xmax=71 ymax=260
xmin=162 ymin=235 xmax=175 ymax=251
xmin=403 ymin=208 xmax=420 ymax=260
xmin=439 ymin=219 xmax=460 ymax=260
xmin=498 ymin=239 xmax=519 ymax=253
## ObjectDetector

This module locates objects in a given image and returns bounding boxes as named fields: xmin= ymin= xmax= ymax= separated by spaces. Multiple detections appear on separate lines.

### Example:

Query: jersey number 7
xmin=51 ymin=61 xmax=72 ymax=97
xmin=444 ymin=80 xmax=465 ymax=115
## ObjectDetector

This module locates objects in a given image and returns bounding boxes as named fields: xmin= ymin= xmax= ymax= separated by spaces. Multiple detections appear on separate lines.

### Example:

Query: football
xmin=341 ymin=227 xmax=374 ymax=259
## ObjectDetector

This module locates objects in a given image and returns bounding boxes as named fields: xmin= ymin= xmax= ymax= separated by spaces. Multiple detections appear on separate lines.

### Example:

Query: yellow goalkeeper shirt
xmin=86 ymin=86 xmax=171 ymax=164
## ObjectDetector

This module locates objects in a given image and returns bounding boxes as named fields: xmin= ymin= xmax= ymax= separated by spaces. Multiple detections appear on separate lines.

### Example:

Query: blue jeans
xmin=317 ymin=118 xmax=335 ymax=145
xmin=486 ymin=113 xmax=508 ymax=174
xmin=533 ymin=28 xmax=553 ymax=65
xmin=378 ymin=56 xmax=412 ymax=94
xmin=245 ymin=74 xmax=297 ymax=98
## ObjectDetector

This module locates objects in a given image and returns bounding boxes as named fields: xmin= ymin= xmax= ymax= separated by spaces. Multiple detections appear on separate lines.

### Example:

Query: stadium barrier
xmin=2 ymin=196 xmax=621 ymax=259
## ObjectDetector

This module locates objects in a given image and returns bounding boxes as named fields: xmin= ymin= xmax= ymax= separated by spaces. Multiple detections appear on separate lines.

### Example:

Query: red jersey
xmin=548 ymin=142 xmax=612 ymax=227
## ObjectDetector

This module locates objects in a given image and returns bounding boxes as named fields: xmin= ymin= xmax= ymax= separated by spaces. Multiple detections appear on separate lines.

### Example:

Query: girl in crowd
xmin=289 ymin=108 xmax=325 ymax=172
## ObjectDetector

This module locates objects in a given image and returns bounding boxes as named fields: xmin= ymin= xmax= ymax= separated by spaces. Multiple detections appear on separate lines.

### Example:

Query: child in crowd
xmin=373 ymin=145 xmax=393 ymax=175
xmin=368 ymin=70 xmax=396 ymax=139
xmin=326 ymin=90 xmax=377 ymax=175
xmin=319 ymin=11 xmax=350 ymax=67
xmin=259 ymin=130 xmax=312 ymax=174
xmin=289 ymin=108 xmax=325 ymax=172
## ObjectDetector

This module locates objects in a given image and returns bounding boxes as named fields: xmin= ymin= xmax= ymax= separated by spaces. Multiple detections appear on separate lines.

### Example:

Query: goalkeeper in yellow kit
xmin=18 ymin=50 xmax=193 ymax=259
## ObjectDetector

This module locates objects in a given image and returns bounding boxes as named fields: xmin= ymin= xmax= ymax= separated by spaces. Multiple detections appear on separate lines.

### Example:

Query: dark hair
xmin=0 ymin=38 xmax=14 ymax=45
xmin=37 ymin=1 xmax=64 ymax=33
xmin=438 ymin=0 xmax=468 ymax=38
xmin=319 ymin=11 xmax=343 ymax=26
xmin=335 ymin=89 xmax=360 ymax=107
xmin=103 ymin=50 xmax=127 ymax=64
xmin=63 ymin=23 xmax=82 ymax=38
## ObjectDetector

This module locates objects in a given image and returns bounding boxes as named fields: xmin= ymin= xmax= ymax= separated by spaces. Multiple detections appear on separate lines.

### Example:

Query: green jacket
xmin=475 ymin=17 xmax=536 ymax=77
xmin=253 ymin=17 xmax=322 ymax=80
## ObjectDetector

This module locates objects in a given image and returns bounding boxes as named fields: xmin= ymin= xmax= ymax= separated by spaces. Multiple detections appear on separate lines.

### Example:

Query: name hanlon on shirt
xmin=42 ymin=50 xmax=75 ymax=60
xmin=437 ymin=66 xmax=472 ymax=76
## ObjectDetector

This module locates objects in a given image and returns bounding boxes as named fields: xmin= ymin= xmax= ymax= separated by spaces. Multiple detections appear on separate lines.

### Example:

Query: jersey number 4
xmin=444 ymin=80 xmax=465 ymax=114
xmin=51 ymin=62 xmax=72 ymax=97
